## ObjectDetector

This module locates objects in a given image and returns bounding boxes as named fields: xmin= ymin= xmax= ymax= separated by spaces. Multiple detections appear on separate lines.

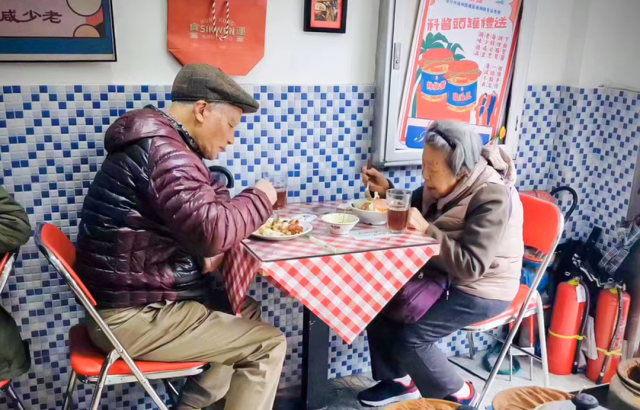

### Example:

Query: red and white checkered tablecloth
xmin=221 ymin=202 xmax=440 ymax=344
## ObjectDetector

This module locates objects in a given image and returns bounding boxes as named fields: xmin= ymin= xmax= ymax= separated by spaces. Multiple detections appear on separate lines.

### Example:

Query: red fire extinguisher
xmin=586 ymin=286 xmax=631 ymax=384
xmin=547 ymin=279 xmax=588 ymax=375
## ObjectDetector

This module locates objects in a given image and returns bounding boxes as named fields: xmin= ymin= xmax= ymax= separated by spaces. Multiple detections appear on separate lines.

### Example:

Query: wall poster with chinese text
xmin=397 ymin=0 xmax=521 ymax=151
xmin=0 ymin=0 xmax=116 ymax=62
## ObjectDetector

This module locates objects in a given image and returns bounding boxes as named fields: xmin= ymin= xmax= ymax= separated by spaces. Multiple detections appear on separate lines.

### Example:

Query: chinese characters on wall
xmin=397 ymin=0 xmax=521 ymax=151
xmin=427 ymin=16 xmax=508 ymax=31
xmin=0 ymin=9 xmax=63 ymax=24
xmin=0 ymin=0 xmax=116 ymax=61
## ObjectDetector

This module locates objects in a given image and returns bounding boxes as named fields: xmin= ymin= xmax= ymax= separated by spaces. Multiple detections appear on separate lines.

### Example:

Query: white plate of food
xmin=349 ymin=196 xmax=388 ymax=225
xmin=252 ymin=217 xmax=313 ymax=241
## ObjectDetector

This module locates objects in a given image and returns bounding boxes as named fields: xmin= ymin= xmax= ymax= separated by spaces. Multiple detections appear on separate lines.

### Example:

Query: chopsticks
xmin=306 ymin=234 xmax=338 ymax=254
xmin=364 ymin=157 xmax=373 ymax=201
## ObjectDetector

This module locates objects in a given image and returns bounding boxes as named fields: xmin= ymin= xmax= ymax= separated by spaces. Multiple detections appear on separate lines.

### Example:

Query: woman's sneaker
xmin=357 ymin=379 xmax=421 ymax=407
xmin=444 ymin=381 xmax=476 ymax=406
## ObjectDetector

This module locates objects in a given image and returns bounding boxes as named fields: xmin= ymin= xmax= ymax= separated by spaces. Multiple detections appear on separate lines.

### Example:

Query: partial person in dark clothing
xmin=77 ymin=64 xmax=285 ymax=410
xmin=0 ymin=185 xmax=32 ymax=381
xmin=358 ymin=121 xmax=524 ymax=407
xmin=0 ymin=186 xmax=31 ymax=254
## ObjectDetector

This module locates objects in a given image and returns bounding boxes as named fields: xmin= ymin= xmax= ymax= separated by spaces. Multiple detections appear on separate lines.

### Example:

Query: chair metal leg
xmin=529 ymin=316 xmax=534 ymax=381
xmin=473 ymin=326 xmax=514 ymax=409
xmin=138 ymin=383 xmax=168 ymax=410
xmin=163 ymin=380 xmax=180 ymax=407
xmin=62 ymin=370 xmax=77 ymax=410
xmin=472 ymin=289 xmax=547 ymax=408
xmin=529 ymin=355 xmax=534 ymax=382
xmin=6 ymin=385 xmax=25 ymax=410
xmin=118 ymin=354 xmax=169 ymax=410
xmin=90 ymin=350 xmax=119 ymax=410
xmin=536 ymin=293 xmax=550 ymax=387
xmin=467 ymin=331 xmax=476 ymax=360
xmin=509 ymin=351 xmax=513 ymax=381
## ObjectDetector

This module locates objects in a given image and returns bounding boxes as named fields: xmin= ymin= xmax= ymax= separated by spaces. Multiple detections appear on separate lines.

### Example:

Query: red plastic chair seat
xmin=468 ymin=284 xmax=538 ymax=329
xmin=70 ymin=324 xmax=207 ymax=376
xmin=0 ymin=380 xmax=9 ymax=389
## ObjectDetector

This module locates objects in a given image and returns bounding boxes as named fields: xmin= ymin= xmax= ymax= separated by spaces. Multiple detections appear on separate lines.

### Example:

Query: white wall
xmin=526 ymin=0 xmax=640 ymax=90
xmin=0 ymin=0 xmax=380 ymax=85
xmin=579 ymin=0 xmax=640 ymax=91
xmin=525 ymin=0 xmax=578 ymax=86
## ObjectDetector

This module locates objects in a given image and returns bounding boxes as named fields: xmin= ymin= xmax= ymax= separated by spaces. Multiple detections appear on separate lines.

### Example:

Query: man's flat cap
xmin=171 ymin=64 xmax=259 ymax=113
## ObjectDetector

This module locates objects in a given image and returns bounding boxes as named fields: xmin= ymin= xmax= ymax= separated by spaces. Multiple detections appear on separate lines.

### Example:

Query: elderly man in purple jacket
xmin=75 ymin=64 xmax=285 ymax=410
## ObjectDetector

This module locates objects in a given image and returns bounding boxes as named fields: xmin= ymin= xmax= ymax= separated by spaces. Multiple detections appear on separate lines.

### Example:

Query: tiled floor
xmin=275 ymin=353 xmax=596 ymax=410
xmin=274 ymin=374 xmax=375 ymax=410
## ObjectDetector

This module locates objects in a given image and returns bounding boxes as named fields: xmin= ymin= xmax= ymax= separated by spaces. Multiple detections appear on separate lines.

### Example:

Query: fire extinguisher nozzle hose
xmin=597 ymin=289 xmax=625 ymax=385
xmin=573 ymin=279 xmax=590 ymax=374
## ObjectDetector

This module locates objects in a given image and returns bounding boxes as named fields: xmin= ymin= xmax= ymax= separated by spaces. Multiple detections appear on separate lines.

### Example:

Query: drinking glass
xmin=386 ymin=189 xmax=412 ymax=233
xmin=262 ymin=169 xmax=288 ymax=210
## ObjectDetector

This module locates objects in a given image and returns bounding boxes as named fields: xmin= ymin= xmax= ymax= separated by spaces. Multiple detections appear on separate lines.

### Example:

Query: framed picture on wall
xmin=304 ymin=0 xmax=348 ymax=34
xmin=0 ymin=0 xmax=116 ymax=62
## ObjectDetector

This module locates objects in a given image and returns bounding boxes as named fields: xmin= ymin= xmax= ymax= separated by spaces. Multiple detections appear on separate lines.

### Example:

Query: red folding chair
xmin=0 ymin=252 xmax=16 ymax=297
xmin=35 ymin=223 xmax=209 ymax=410
xmin=0 ymin=380 xmax=24 ymax=410
xmin=450 ymin=193 xmax=564 ymax=408
xmin=0 ymin=252 xmax=26 ymax=410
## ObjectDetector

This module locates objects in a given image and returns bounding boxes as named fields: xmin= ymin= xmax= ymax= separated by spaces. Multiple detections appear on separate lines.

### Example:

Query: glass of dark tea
xmin=262 ymin=170 xmax=288 ymax=210
xmin=386 ymin=189 xmax=412 ymax=233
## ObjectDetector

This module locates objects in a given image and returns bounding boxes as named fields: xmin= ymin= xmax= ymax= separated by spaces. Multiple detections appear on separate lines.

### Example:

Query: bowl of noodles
xmin=349 ymin=196 xmax=388 ymax=225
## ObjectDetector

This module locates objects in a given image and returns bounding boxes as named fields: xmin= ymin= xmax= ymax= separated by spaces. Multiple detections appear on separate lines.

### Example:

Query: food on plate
xmin=256 ymin=218 xmax=305 ymax=237
xmin=360 ymin=193 xmax=388 ymax=212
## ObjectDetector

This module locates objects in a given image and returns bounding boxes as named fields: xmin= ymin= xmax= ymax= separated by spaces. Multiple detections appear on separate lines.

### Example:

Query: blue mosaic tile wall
xmin=0 ymin=83 xmax=442 ymax=409
xmin=1 ymin=83 xmax=636 ymax=408
xmin=516 ymin=85 xmax=640 ymax=248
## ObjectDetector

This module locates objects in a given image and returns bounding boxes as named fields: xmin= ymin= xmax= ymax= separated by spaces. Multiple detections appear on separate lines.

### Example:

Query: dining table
xmin=220 ymin=201 xmax=441 ymax=410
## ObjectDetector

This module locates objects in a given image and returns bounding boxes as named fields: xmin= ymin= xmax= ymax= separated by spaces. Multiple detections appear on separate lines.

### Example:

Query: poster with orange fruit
xmin=397 ymin=0 xmax=521 ymax=150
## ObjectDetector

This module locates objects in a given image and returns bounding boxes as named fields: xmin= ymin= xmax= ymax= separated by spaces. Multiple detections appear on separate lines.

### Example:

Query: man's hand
xmin=203 ymin=254 xmax=225 ymax=274
xmin=361 ymin=166 xmax=390 ymax=195
xmin=408 ymin=207 xmax=430 ymax=234
xmin=255 ymin=179 xmax=277 ymax=205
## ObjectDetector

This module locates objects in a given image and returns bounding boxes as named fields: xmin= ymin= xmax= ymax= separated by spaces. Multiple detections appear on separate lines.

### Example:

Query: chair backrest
xmin=0 ymin=252 xmax=16 ymax=295
xmin=520 ymin=192 xmax=564 ymax=256
xmin=34 ymin=223 xmax=97 ymax=306
xmin=34 ymin=222 xmax=175 ymax=406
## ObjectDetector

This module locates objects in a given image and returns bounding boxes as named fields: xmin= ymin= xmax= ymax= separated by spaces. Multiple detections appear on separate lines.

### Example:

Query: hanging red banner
xmin=167 ymin=0 xmax=267 ymax=76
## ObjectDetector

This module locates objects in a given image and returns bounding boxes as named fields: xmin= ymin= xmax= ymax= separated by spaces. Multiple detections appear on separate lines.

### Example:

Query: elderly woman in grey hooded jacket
xmin=357 ymin=121 xmax=524 ymax=407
